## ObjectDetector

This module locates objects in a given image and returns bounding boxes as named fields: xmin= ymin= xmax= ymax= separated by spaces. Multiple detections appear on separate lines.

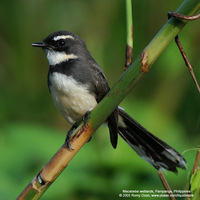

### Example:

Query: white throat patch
xmin=46 ymin=50 xmax=78 ymax=66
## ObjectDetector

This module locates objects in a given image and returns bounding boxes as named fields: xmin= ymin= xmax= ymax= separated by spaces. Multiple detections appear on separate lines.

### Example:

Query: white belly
xmin=49 ymin=72 xmax=97 ymax=124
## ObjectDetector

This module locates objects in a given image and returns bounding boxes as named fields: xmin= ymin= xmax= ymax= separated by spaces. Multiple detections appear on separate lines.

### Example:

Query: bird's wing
xmin=89 ymin=60 xmax=118 ymax=148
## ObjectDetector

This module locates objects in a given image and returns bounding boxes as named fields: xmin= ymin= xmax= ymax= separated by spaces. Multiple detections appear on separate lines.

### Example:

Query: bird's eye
xmin=57 ymin=40 xmax=66 ymax=47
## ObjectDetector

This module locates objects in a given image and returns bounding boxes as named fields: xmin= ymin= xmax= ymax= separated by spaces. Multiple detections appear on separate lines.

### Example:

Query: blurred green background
xmin=0 ymin=0 xmax=200 ymax=199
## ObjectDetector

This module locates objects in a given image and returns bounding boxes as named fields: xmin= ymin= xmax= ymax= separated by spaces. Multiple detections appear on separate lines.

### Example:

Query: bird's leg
xmin=83 ymin=111 xmax=92 ymax=143
xmin=65 ymin=111 xmax=92 ymax=149
xmin=65 ymin=123 xmax=78 ymax=150
xmin=83 ymin=110 xmax=91 ymax=124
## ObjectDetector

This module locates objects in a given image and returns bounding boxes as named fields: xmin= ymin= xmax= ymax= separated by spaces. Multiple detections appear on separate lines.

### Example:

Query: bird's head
xmin=32 ymin=31 xmax=87 ymax=66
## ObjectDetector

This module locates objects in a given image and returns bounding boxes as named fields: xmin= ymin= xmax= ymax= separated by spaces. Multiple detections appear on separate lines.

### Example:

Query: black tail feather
xmin=118 ymin=109 xmax=186 ymax=173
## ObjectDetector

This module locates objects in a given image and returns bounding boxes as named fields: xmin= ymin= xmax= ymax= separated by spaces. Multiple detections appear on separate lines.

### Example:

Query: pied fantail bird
xmin=32 ymin=31 xmax=186 ymax=173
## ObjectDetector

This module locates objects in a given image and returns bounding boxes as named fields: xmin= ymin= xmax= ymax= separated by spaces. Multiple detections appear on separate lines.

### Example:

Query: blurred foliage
xmin=0 ymin=0 xmax=200 ymax=200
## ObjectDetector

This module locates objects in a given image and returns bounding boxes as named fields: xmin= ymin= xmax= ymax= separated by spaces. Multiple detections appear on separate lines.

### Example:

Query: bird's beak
xmin=32 ymin=42 xmax=45 ymax=48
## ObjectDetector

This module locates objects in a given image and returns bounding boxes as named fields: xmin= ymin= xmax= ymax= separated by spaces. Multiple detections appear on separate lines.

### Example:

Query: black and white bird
xmin=32 ymin=31 xmax=186 ymax=172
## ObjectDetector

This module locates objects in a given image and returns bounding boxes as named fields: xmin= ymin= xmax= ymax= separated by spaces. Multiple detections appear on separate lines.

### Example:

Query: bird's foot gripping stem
xmin=65 ymin=124 xmax=77 ymax=150
xmin=65 ymin=111 xmax=92 ymax=150
xmin=83 ymin=110 xmax=91 ymax=124
xmin=83 ymin=111 xmax=93 ymax=143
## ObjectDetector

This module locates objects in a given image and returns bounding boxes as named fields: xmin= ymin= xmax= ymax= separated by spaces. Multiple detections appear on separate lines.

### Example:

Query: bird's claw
xmin=83 ymin=110 xmax=91 ymax=124
xmin=65 ymin=136 xmax=74 ymax=151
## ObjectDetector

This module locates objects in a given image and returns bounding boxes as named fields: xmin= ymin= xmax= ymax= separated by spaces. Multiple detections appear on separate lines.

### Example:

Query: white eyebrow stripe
xmin=53 ymin=35 xmax=74 ymax=41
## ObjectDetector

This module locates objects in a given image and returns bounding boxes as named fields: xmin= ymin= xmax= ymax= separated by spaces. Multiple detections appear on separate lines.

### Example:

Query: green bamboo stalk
xmin=125 ymin=0 xmax=133 ymax=69
xmin=90 ymin=0 xmax=200 ymax=130
xmin=187 ymin=145 xmax=200 ymax=200
xmin=17 ymin=0 xmax=200 ymax=199
xmin=126 ymin=0 xmax=133 ymax=48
